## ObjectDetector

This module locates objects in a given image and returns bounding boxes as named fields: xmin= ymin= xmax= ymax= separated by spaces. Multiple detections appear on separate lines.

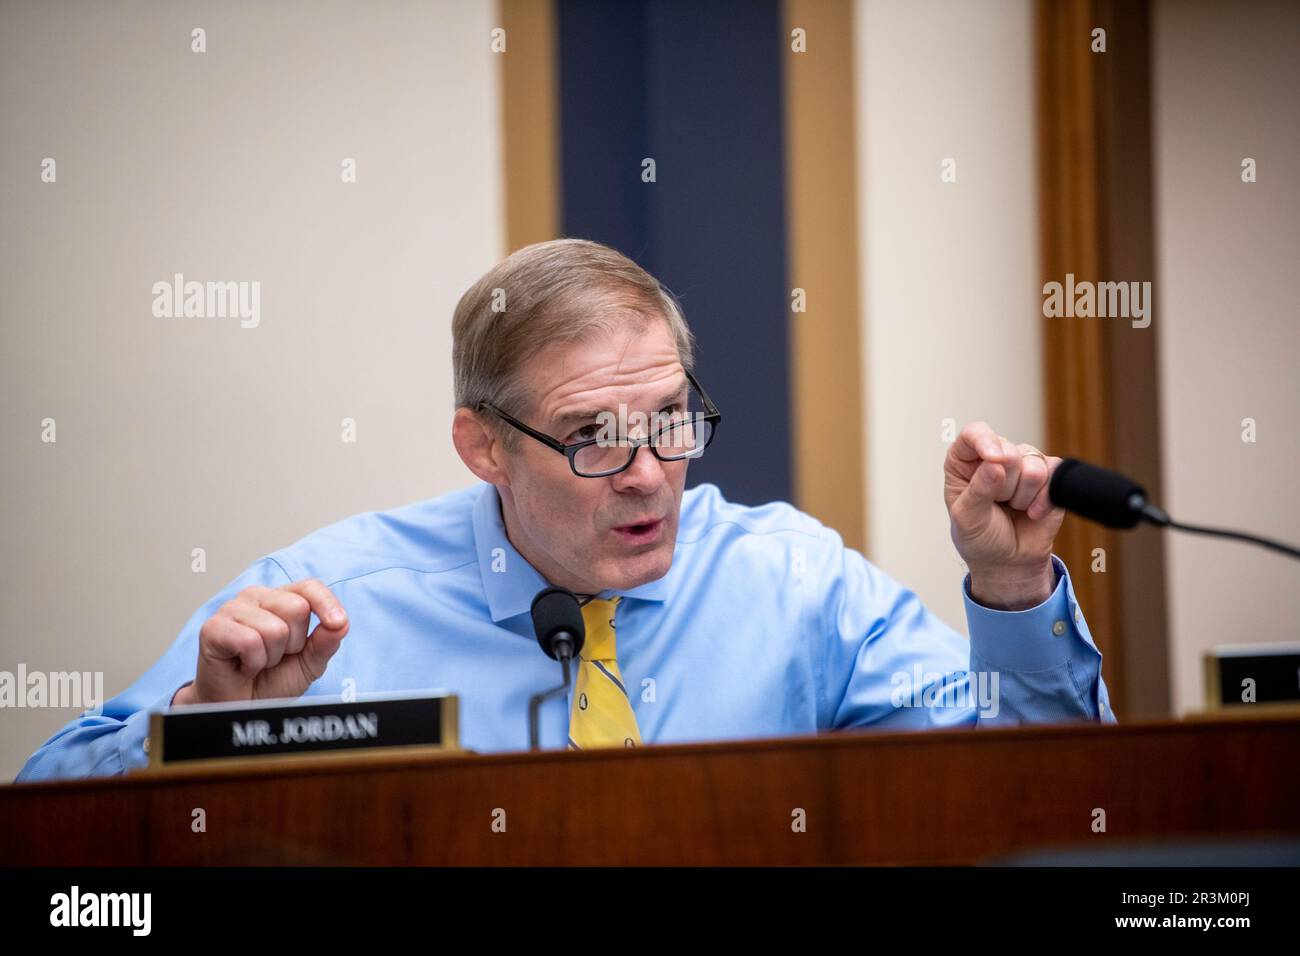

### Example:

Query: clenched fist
xmin=173 ymin=578 xmax=349 ymax=706
xmin=944 ymin=421 xmax=1065 ymax=610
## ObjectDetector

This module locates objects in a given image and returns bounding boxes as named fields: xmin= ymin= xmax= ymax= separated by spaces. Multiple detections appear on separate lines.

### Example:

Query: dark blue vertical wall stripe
xmin=556 ymin=1 xmax=651 ymax=259
xmin=558 ymin=0 xmax=791 ymax=508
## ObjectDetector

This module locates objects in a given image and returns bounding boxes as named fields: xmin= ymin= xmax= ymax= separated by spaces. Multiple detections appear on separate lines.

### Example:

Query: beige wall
xmin=1152 ymin=0 xmax=1300 ymax=714
xmin=856 ymin=0 xmax=1044 ymax=633
xmin=0 ymin=1 xmax=503 ymax=779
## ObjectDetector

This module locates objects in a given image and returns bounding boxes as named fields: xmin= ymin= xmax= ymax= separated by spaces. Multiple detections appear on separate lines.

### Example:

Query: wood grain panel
xmin=3 ymin=716 xmax=1296 ymax=865
xmin=1036 ymin=0 xmax=1169 ymax=718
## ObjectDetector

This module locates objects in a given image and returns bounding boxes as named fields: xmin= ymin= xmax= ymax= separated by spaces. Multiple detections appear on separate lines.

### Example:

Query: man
xmin=18 ymin=238 xmax=1114 ymax=781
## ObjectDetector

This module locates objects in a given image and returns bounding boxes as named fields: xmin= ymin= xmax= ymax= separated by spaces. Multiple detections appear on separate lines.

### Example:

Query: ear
xmin=452 ymin=407 xmax=511 ymax=486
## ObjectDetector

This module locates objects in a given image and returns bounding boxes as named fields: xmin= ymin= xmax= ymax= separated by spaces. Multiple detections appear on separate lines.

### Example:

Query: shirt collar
xmin=472 ymin=482 xmax=673 ymax=623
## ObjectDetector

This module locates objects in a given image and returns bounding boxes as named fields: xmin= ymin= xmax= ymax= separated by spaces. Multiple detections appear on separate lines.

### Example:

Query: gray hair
xmin=452 ymin=238 xmax=696 ymax=450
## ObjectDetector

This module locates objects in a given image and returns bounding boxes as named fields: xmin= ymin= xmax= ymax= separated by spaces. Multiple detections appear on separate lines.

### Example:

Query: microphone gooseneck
xmin=1048 ymin=457 xmax=1300 ymax=560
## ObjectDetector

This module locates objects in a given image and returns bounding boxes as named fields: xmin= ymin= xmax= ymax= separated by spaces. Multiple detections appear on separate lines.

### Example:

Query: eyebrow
xmin=550 ymin=379 xmax=689 ymax=430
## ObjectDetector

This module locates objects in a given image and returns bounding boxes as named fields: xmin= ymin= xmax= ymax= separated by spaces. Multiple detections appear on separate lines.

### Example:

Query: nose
xmin=610 ymin=437 xmax=666 ymax=493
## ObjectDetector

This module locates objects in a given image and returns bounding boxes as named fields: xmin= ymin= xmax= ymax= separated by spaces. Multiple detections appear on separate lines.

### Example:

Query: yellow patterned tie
xmin=568 ymin=596 xmax=642 ymax=750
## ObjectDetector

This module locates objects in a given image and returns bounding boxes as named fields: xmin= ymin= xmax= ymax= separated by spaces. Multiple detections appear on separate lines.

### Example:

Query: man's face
xmin=495 ymin=318 xmax=689 ymax=594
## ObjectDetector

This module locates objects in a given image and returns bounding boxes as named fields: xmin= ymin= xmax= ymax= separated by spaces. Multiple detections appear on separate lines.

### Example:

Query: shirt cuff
xmin=115 ymin=688 xmax=178 ymax=773
xmin=963 ymin=554 xmax=1098 ymax=672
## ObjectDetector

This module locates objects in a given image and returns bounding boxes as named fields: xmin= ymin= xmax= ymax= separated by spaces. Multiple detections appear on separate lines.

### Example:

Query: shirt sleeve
xmin=964 ymin=554 xmax=1116 ymax=726
xmin=819 ymin=530 xmax=1116 ymax=731
xmin=13 ymin=555 xmax=294 ymax=782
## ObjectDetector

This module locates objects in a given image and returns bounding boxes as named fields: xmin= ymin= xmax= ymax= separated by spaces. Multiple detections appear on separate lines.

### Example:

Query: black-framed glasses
xmin=478 ymin=369 xmax=722 ymax=478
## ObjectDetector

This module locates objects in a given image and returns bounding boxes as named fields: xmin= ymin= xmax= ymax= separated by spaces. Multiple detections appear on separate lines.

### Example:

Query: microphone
xmin=526 ymin=587 xmax=586 ymax=750
xmin=531 ymin=587 xmax=586 ymax=663
xmin=1047 ymin=457 xmax=1160 ymax=528
xmin=1048 ymin=457 xmax=1300 ymax=560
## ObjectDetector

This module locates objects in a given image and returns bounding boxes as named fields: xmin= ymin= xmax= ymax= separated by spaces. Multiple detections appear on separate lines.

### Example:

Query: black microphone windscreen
xmin=530 ymin=587 xmax=585 ymax=660
xmin=1048 ymin=458 xmax=1148 ymax=529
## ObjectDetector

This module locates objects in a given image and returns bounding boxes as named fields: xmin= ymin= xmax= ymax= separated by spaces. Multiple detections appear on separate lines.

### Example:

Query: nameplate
xmin=1204 ymin=644 xmax=1300 ymax=711
xmin=147 ymin=690 xmax=459 ymax=769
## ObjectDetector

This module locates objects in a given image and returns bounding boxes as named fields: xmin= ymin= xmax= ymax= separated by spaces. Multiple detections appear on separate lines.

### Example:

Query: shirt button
xmin=1073 ymin=606 xmax=1082 ymax=624
xmin=1052 ymin=620 xmax=1067 ymax=636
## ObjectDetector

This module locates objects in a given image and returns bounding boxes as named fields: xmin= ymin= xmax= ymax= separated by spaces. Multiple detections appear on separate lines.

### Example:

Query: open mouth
xmin=613 ymin=517 xmax=664 ymax=545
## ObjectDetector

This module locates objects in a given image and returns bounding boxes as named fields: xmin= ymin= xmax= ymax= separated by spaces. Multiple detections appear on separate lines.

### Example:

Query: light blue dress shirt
xmin=17 ymin=481 xmax=1115 ymax=781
